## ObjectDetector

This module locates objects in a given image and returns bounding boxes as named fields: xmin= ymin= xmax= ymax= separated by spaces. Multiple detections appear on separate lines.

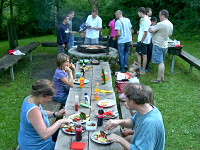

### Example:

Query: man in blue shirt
xmin=106 ymin=83 xmax=165 ymax=150
xmin=57 ymin=15 xmax=70 ymax=54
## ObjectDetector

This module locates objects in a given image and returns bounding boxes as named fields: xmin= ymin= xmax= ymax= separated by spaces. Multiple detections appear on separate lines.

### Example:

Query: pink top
xmin=109 ymin=19 xmax=118 ymax=37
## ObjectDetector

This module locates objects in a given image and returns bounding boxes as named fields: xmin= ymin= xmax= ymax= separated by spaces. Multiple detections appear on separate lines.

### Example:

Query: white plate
xmin=61 ymin=123 xmax=85 ymax=135
xmin=97 ymin=99 xmax=116 ymax=108
xmin=68 ymin=113 xmax=90 ymax=124
xmin=74 ymin=79 xmax=89 ymax=84
xmin=91 ymin=131 xmax=113 ymax=144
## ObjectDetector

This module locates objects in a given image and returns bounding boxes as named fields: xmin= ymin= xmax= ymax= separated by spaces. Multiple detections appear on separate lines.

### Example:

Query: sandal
xmin=151 ymin=79 xmax=163 ymax=83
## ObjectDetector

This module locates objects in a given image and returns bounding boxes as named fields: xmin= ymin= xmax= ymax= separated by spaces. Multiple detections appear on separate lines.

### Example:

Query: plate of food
xmin=74 ymin=78 xmax=89 ymax=84
xmin=68 ymin=112 xmax=90 ymax=123
xmin=91 ymin=131 xmax=113 ymax=144
xmin=98 ymin=99 xmax=116 ymax=108
xmin=96 ymin=110 xmax=118 ymax=119
xmin=86 ymin=121 xmax=97 ymax=131
xmin=61 ymin=123 xmax=85 ymax=135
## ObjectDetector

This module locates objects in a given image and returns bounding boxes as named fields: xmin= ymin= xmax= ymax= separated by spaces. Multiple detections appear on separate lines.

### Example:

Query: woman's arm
xmin=46 ymin=109 xmax=67 ymax=118
xmin=60 ymin=71 xmax=74 ymax=87
xmin=29 ymin=107 xmax=70 ymax=140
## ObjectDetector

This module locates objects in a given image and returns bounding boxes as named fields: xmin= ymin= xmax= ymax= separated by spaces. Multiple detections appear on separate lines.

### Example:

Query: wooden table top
xmin=55 ymin=62 xmax=123 ymax=150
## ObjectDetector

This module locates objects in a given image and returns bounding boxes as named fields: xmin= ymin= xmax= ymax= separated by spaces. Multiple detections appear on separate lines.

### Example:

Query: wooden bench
xmin=179 ymin=50 xmax=200 ymax=72
xmin=0 ymin=42 xmax=40 ymax=81
xmin=16 ymin=100 xmax=62 ymax=150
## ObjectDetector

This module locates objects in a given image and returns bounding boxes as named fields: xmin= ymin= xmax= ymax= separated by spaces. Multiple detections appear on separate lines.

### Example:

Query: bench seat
xmin=0 ymin=42 xmax=40 ymax=80
xmin=179 ymin=50 xmax=200 ymax=72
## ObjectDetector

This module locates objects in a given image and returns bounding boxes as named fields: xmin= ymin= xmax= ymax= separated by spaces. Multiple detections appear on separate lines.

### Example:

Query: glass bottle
xmin=75 ymin=118 xmax=82 ymax=141
xmin=97 ymin=106 xmax=104 ymax=126
xmin=75 ymin=95 xmax=79 ymax=113
xmin=101 ymin=69 xmax=106 ymax=84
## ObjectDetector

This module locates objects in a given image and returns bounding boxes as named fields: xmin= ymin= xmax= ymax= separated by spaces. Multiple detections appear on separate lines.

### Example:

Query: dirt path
xmin=31 ymin=53 xmax=57 ymax=80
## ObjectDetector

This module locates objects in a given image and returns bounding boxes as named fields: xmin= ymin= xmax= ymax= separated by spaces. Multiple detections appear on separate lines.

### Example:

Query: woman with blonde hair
xmin=53 ymin=53 xmax=76 ymax=104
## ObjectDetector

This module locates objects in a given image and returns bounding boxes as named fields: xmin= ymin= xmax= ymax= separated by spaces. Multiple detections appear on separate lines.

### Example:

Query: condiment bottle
xmin=101 ymin=69 xmax=106 ymax=84
xmin=94 ymin=83 xmax=100 ymax=100
xmin=79 ymin=77 xmax=85 ymax=88
xmin=84 ymin=93 xmax=89 ymax=105
xmin=75 ymin=95 xmax=79 ymax=113
xmin=97 ymin=106 xmax=104 ymax=126
xmin=75 ymin=118 xmax=82 ymax=141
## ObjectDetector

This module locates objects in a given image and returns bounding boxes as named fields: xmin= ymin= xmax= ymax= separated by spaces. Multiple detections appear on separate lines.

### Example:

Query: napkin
xmin=70 ymin=142 xmax=86 ymax=150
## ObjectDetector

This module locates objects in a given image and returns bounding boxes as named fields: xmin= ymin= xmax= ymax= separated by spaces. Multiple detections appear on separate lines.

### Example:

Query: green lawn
xmin=0 ymin=35 xmax=199 ymax=150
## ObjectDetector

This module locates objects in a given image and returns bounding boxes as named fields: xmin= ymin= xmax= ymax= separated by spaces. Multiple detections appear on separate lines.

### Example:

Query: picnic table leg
xmin=30 ymin=51 xmax=32 ymax=62
xmin=189 ymin=65 xmax=193 ymax=73
xmin=171 ymin=55 xmax=176 ymax=74
xmin=10 ymin=66 xmax=14 ymax=81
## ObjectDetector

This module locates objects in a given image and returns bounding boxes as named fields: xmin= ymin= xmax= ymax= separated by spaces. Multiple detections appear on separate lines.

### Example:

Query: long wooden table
xmin=55 ymin=62 xmax=123 ymax=150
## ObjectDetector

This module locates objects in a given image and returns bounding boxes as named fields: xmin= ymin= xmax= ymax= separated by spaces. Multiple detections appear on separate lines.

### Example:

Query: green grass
xmin=0 ymin=35 xmax=199 ymax=150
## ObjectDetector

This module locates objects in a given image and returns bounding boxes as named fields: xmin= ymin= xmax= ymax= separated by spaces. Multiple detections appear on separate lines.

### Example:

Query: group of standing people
xmin=108 ymin=7 xmax=173 ymax=83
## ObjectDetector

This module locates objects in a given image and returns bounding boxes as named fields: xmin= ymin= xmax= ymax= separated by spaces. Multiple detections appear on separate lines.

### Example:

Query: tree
xmin=7 ymin=0 xmax=18 ymax=49
xmin=0 ymin=0 xmax=7 ymax=40
xmin=88 ymin=0 xmax=99 ymax=10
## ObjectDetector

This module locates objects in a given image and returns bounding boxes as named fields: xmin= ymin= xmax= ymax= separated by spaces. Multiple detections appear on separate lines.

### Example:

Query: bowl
xmin=76 ymin=72 xmax=82 ymax=78
xmin=86 ymin=121 xmax=97 ymax=131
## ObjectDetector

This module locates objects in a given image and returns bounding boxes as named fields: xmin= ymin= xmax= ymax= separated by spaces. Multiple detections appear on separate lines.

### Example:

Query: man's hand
xmin=106 ymin=119 xmax=120 ymax=130
xmin=107 ymin=133 xmax=122 ymax=143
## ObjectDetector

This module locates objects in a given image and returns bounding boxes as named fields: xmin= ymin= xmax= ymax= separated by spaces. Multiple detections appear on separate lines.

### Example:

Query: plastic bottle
xmin=101 ymin=69 xmax=106 ymax=84
xmin=75 ymin=118 xmax=82 ymax=141
xmin=97 ymin=106 xmax=104 ymax=126
xmin=75 ymin=95 xmax=79 ymax=113
xmin=84 ymin=93 xmax=89 ymax=105
xmin=79 ymin=77 xmax=85 ymax=88
xmin=94 ymin=83 xmax=100 ymax=100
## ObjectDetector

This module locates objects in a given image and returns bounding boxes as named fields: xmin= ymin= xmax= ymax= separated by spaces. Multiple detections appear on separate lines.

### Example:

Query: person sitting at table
xmin=53 ymin=53 xmax=76 ymax=104
xmin=18 ymin=79 xmax=70 ymax=150
xmin=106 ymin=83 xmax=165 ymax=150
xmin=121 ymin=85 xmax=156 ymax=141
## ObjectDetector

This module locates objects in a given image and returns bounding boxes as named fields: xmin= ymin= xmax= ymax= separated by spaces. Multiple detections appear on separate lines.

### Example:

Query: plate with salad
xmin=91 ymin=131 xmax=113 ymax=144
xmin=68 ymin=112 xmax=90 ymax=124
xmin=61 ymin=123 xmax=85 ymax=135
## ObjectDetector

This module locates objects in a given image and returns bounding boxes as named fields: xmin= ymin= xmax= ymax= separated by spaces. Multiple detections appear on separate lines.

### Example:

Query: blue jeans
xmin=70 ymin=35 xmax=74 ymax=46
xmin=53 ymin=94 xmax=68 ymax=104
xmin=118 ymin=42 xmax=130 ymax=72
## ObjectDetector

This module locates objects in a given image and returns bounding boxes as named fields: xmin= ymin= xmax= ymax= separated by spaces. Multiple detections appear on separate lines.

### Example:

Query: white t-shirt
xmin=115 ymin=17 xmax=132 ymax=43
xmin=151 ymin=20 xmax=173 ymax=48
xmin=138 ymin=16 xmax=151 ymax=44
xmin=85 ymin=15 xmax=102 ymax=39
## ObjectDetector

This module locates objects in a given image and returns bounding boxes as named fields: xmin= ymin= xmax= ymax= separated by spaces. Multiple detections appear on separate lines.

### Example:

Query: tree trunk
xmin=0 ymin=0 xmax=6 ymax=40
xmin=55 ymin=0 xmax=59 ymax=30
xmin=8 ymin=0 xmax=18 ymax=49
xmin=88 ymin=0 xmax=99 ymax=11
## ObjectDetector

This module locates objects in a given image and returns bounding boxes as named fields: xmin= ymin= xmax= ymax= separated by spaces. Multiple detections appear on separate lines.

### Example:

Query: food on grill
xmin=80 ymin=45 xmax=107 ymax=49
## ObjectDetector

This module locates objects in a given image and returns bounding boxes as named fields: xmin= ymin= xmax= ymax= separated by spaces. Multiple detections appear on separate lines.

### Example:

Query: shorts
xmin=84 ymin=38 xmax=99 ymax=45
xmin=136 ymin=41 xmax=147 ymax=55
xmin=152 ymin=45 xmax=168 ymax=63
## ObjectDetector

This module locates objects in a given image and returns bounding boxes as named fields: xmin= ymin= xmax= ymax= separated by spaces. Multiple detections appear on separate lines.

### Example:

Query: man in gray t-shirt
xmin=149 ymin=9 xmax=173 ymax=83
xmin=115 ymin=10 xmax=132 ymax=73
xmin=106 ymin=83 xmax=165 ymax=150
